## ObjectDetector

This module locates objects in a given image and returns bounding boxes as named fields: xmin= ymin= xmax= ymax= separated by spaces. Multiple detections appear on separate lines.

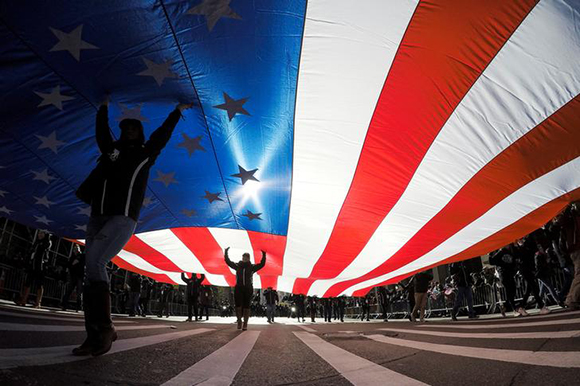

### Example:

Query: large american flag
xmin=1 ymin=0 xmax=579 ymax=296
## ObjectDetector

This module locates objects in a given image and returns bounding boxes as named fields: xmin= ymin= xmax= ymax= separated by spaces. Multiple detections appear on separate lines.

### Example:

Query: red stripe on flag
xmin=123 ymin=236 xmax=182 ymax=272
xmin=171 ymin=227 xmax=236 ymax=287
xmin=351 ymin=187 xmax=580 ymax=297
xmin=292 ymin=0 xmax=538 ymax=295
xmin=247 ymin=231 xmax=287 ymax=289
xmin=112 ymin=256 xmax=177 ymax=285
xmin=325 ymin=94 xmax=580 ymax=297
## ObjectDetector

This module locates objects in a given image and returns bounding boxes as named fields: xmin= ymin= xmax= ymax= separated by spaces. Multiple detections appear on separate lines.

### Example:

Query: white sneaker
xmin=518 ymin=307 xmax=529 ymax=316
xmin=514 ymin=310 xmax=522 ymax=317
xmin=540 ymin=306 xmax=551 ymax=315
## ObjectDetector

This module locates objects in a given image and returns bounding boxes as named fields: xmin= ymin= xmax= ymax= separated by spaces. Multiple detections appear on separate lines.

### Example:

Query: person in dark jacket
xmin=490 ymin=245 xmax=520 ymax=316
xmin=307 ymin=296 xmax=317 ymax=322
xmin=61 ymin=244 xmax=85 ymax=311
xmin=157 ymin=283 xmax=174 ymax=318
xmin=450 ymin=261 xmax=478 ymax=320
xmin=127 ymin=273 xmax=142 ymax=317
xmin=411 ymin=270 xmax=433 ymax=322
xmin=139 ymin=277 xmax=153 ymax=317
xmin=224 ymin=247 xmax=266 ymax=330
xmin=561 ymin=202 xmax=580 ymax=309
xmin=292 ymin=294 xmax=306 ymax=323
xmin=323 ymin=297 xmax=333 ymax=322
xmin=377 ymin=286 xmax=393 ymax=321
xmin=360 ymin=293 xmax=371 ymax=321
xmin=515 ymin=236 xmax=549 ymax=315
xmin=72 ymin=95 xmax=193 ymax=357
xmin=181 ymin=272 xmax=205 ymax=322
xmin=16 ymin=230 xmax=51 ymax=308
xmin=400 ymin=277 xmax=415 ymax=321
xmin=263 ymin=287 xmax=279 ymax=323
xmin=337 ymin=296 xmax=346 ymax=322
xmin=199 ymin=285 xmax=212 ymax=321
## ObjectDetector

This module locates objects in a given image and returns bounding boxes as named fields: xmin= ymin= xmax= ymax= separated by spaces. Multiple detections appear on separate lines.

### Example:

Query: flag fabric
xmin=1 ymin=0 xmax=580 ymax=296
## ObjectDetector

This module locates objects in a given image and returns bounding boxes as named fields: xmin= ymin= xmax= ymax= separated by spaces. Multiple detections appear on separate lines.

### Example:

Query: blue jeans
xmin=266 ymin=304 xmax=275 ymax=321
xmin=452 ymin=286 xmax=475 ymax=317
xmin=85 ymin=215 xmax=136 ymax=283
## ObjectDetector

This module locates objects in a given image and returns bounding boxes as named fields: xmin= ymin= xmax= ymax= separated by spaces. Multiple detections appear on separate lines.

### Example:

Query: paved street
xmin=0 ymin=304 xmax=579 ymax=385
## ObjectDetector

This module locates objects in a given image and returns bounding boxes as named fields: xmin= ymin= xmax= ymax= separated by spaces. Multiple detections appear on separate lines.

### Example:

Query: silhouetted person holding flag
xmin=224 ymin=247 xmax=266 ymax=330
xmin=181 ymin=272 xmax=205 ymax=322
xmin=73 ymin=95 xmax=193 ymax=356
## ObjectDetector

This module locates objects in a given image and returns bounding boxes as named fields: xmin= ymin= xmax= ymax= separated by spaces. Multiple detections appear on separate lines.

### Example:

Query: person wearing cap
xmin=224 ymin=248 xmax=266 ymax=330
xmin=73 ymin=95 xmax=194 ymax=356
xmin=263 ymin=286 xmax=279 ymax=323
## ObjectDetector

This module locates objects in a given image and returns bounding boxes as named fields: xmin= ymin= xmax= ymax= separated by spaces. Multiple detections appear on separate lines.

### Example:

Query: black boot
xmin=72 ymin=285 xmax=96 ymax=356
xmin=91 ymin=281 xmax=117 ymax=357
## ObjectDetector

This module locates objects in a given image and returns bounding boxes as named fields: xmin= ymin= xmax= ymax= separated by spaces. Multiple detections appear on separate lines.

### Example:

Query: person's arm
xmin=253 ymin=250 xmax=267 ymax=272
xmin=198 ymin=274 xmax=205 ymax=285
xmin=224 ymin=247 xmax=237 ymax=270
xmin=181 ymin=272 xmax=189 ymax=284
xmin=96 ymin=96 xmax=114 ymax=154
xmin=145 ymin=103 xmax=193 ymax=158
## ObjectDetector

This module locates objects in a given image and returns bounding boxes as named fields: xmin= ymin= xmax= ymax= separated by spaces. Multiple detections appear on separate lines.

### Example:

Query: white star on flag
xmin=0 ymin=190 xmax=7 ymax=198
xmin=137 ymin=58 xmax=178 ymax=86
xmin=34 ymin=85 xmax=74 ymax=110
xmin=31 ymin=169 xmax=57 ymax=184
xmin=49 ymin=25 xmax=99 ymax=61
xmin=187 ymin=0 xmax=242 ymax=31
xmin=34 ymin=215 xmax=52 ymax=225
xmin=76 ymin=206 xmax=91 ymax=216
xmin=153 ymin=170 xmax=178 ymax=188
xmin=0 ymin=206 xmax=13 ymax=215
xmin=34 ymin=195 xmax=55 ymax=209
xmin=142 ymin=196 xmax=153 ymax=207
xmin=36 ymin=131 xmax=66 ymax=154
xmin=116 ymin=103 xmax=149 ymax=122
xmin=74 ymin=224 xmax=87 ymax=232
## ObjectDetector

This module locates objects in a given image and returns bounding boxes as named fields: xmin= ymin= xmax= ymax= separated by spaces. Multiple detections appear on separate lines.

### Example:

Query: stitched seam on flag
xmin=282 ymin=0 xmax=309 ymax=273
xmin=323 ymin=0 xmax=541 ymax=298
xmin=158 ymin=0 xmax=240 ymax=230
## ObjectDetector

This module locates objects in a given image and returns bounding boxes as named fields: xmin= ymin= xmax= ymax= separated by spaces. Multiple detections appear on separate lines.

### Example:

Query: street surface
xmin=0 ymin=302 xmax=579 ymax=385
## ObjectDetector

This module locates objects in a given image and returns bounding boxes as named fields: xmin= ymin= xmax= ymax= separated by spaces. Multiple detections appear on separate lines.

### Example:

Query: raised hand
xmin=225 ymin=247 xmax=230 ymax=255
xmin=177 ymin=102 xmax=194 ymax=112
xmin=101 ymin=94 xmax=110 ymax=107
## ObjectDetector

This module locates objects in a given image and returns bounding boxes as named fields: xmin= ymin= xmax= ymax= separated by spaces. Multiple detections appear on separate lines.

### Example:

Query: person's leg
xmin=75 ymin=277 xmax=83 ymax=311
xmin=242 ymin=287 xmax=252 ymax=330
xmin=565 ymin=251 xmax=580 ymax=309
xmin=234 ymin=287 xmax=243 ymax=329
xmin=465 ymin=287 xmax=476 ymax=317
xmin=411 ymin=293 xmax=422 ymax=322
xmin=451 ymin=287 xmax=465 ymax=320
xmin=419 ymin=293 xmax=428 ymax=322
xmin=187 ymin=297 xmax=193 ymax=321
xmin=62 ymin=278 xmax=75 ymax=310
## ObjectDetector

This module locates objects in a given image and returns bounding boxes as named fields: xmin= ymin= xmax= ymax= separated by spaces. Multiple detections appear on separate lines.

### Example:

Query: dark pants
xmin=310 ymin=306 xmax=316 ymax=322
xmin=200 ymin=304 xmax=210 ymax=320
xmin=324 ymin=305 xmax=332 ymax=322
xmin=62 ymin=276 xmax=83 ymax=310
xmin=128 ymin=292 xmax=140 ymax=315
xmin=234 ymin=286 xmax=253 ymax=309
xmin=139 ymin=297 xmax=149 ymax=315
xmin=520 ymin=274 xmax=544 ymax=309
xmin=452 ymin=286 xmax=475 ymax=317
xmin=187 ymin=295 xmax=199 ymax=320
xmin=361 ymin=305 xmax=370 ymax=321
xmin=297 ymin=303 xmax=305 ymax=321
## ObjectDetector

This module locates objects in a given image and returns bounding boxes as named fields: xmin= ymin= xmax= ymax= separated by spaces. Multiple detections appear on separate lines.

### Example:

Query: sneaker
xmin=540 ymin=306 xmax=551 ymax=315
xmin=518 ymin=307 xmax=529 ymax=317
xmin=514 ymin=310 xmax=522 ymax=317
xmin=451 ymin=314 xmax=457 ymax=321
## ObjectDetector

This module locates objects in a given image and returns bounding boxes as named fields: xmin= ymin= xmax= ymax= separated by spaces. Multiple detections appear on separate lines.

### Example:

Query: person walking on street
xmin=139 ymin=277 xmax=153 ymax=317
xmin=515 ymin=236 xmax=551 ymax=315
xmin=157 ymin=283 xmax=173 ymax=318
xmin=264 ymin=287 xmax=279 ymax=323
xmin=293 ymin=294 xmax=306 ymax=323
xmin=562 ymin=202 xmax=580 ymax=309
xmin=61 ymin=244 xmax=85 ymax=311
xmin=73 ymin=95 xmax=194 ymax=356
xmin=323 ymin=297 xmax=333 ymax=322
xmin=181 ymin=272 xmax=205 ymax=322
xmin=450 ymin=261 xmax=478 ymax=320
xmin=401 ymin=277 xmax=415 ymax=321
xmin=307 ymin=296 xmax=317 ymax=322
xmin=127 ymin=273 xmax=142 ymax=316
xmin=360 ymin=294 xmax=371 ymax=321
xmin=16 ymin=230 xmax=51 ymax=308
xmin=411 ymin=270 xmax=433 ymax=322
xmin=224 ymin=248 xmax=266 ymax=330
xmin=199 ymin=285 xmax=212 ymax=321
xmin=337 ymin=296 xmax=346 ymax=322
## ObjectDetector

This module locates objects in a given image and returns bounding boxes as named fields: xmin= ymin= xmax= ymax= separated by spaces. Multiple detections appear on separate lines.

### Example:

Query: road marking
xmin=297 ymin=325 xmax=317 ymax=333
xmin=466 ymin=309 xmax=580 ymax=323
xmin=418 ymin=317 xmax=580 ymax=330
xmin=365 ymin=334 xmax=580 ymax=368
xmin=294 ymin=332 xmax=428 ymax=386
xmin=0 ymin=328 xmax=213 ymax=369
xmin=0 ymin=322 xmax=174 ymax=332
xmin=378 ymin=327 xmax=580 ymax=339
xmin=0 ymin=310 xmax=134 ymax=323
xmin=162 ymin=331 xmax=260 ymax=386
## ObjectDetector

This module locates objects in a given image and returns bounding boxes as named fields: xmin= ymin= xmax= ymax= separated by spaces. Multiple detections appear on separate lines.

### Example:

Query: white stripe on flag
xmin=282 ymin=0 xmax=419 ymax=280
xmin=136 ymin=229 xmax=205 ymax=272
xmin=343 ymin=155 xmax=580 ymax=295
xmin=310 ymin=0 xmax=580 ymax=296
